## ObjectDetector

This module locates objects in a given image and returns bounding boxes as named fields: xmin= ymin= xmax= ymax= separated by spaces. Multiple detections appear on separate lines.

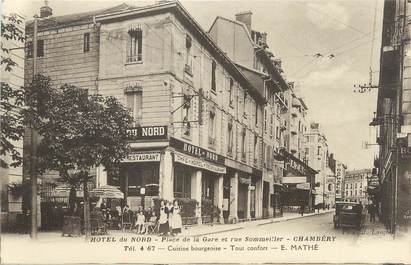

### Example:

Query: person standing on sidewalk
xmin=369 ymin=204 xmax=376 ymax=222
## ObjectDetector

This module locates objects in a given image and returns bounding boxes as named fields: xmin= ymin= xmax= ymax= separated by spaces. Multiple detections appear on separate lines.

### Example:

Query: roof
xmin=93 ymin=1 xmax=265 ymax=103
xmin=209 ymin=15 xmax=289 ymax=92
xmin=208 ymin=16 xmax=256 ymax=48
xmin=26 ymin=3 xmax=136 ymax=32
xmin=235 ymin=63 xmax=268 ymax=100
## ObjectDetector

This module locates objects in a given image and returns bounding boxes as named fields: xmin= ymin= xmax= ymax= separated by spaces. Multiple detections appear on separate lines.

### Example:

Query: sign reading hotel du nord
xmin=170 ymin=137 xmax=225 ymax=164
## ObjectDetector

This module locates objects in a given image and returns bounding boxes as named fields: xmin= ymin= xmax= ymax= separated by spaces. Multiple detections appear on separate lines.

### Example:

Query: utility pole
xmin=30 ymin=14 xmax=39 ymax=239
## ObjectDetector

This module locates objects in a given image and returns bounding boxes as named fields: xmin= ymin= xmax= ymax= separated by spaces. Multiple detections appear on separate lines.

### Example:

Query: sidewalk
xmin=182 ymin=209 xmax=334 ymax=236
xmin=1 ymin=209 xmax=334 ymax=241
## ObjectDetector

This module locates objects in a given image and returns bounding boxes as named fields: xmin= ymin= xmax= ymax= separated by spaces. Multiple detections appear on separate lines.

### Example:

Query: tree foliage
xmin=24 ymin=74 xmax=133 ymax=184
xmin=0 ymin=13 xmax=26 ymax=168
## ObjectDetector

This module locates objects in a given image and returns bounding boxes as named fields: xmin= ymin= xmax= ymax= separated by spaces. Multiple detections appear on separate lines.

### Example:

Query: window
xmin=37 ymin=39 xmax=44 ymax=57
xmin=83 ymin=33 xmax=90 ymax=52
xmin=127 ymin=28 xmax=142 ymax=63
xmin=254 ymin=135 xmax=258 ymax=164
xmin=264 ymin=109 xmax=267 ymax=132
xmin=126 ymin=90 xmax=142 ymax=125
xmin=208 ymin=110 xmax=216 ymax=147
xmin=243 ymin=90 xmax=247 ymax=116
xmin=317 ymin=146 xmax=321 ymax=155
xmin=211 ymin=60 xmax=216 ymax=92
xmin=275 ymin=126 xmax=279 ymax=140
xmin=227 ymin=122 xmax=233 ymax=155
xmin=229 ymin=78 xmax=234 ymax=105
xmin=26 ymin=40 xmax=44 ymax=58
xmin=241 ymin=129 xmax=246 ymax=161
xmin=270 ymin=114 xmax=273 ymax=136
xmin=255 ymin=103 xmax=258 ymax=126
xmin=185 ymin=34 xmax=193 ymax=75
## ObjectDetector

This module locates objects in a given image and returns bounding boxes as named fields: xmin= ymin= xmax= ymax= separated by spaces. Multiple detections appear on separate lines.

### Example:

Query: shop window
xmin=125 ymin=89 xmax=142 ymax=125
xmin=174 ymin=166 xmax=191 ymax=198
xmin=127 ymin=27 xmax=143 ymax=63
xmin=201 ymin=175 xmax=214 ymax=201
xmin=83 ymin=33 xmax=90 ymax=52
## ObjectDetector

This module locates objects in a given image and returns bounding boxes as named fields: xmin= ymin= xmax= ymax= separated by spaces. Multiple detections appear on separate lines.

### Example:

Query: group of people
xmin=158 ymin=200 xmax=183 ymax=236
xmin=90 ymin=199 xmax=183 ymax=236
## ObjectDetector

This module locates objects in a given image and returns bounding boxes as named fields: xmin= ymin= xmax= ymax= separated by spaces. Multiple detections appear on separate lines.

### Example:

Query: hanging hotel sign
xmin=281 ymin=149 xmax=316 ymax=176
xmin=123 ymin=152 xmax=161 ymax=163
xmin=170 ymin=137 xmax=225 ymax=164
xmin=126 ymin=126 xmax=168 ymax=141
xmin=335 ymin=163 xmax=344 ymax=199
xmin=174 ymin=152 xmax=226 ymax=174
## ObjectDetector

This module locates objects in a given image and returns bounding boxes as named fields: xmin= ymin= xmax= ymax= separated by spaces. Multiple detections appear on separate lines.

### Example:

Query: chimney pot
xmin=235 ymin=11 xmax=252 ymax=33
xmin=40 ymin=1 xmax=52 ymax=18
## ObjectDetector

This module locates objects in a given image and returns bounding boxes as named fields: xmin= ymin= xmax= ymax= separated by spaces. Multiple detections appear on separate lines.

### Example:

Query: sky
xmin=2 ymin=0 xmax=383 ymax=170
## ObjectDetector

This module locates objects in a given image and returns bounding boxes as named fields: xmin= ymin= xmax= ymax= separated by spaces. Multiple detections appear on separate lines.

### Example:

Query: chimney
xmin=40 ymin=0 xmax=52 ymax=18
xmin=261 ymin=32 xmax=267 ymax=44
xmin=235 ymin=11 xmax=252 ymax=33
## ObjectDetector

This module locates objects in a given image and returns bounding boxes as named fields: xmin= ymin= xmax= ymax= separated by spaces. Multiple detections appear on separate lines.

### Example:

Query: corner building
xmin=25 ymin=1 xmax=266 ymax=225
xmin=96 ymin=1 xmax=267 ymax=223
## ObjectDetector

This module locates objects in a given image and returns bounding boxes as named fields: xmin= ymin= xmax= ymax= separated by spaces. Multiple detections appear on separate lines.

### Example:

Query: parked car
xmin=333 ymin=201 xmax=365 ymax=229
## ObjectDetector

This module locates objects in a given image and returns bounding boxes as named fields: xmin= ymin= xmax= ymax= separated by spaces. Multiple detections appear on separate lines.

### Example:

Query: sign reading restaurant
xmin=126 ymin=125 xmax=168 ymax=140
xmin=123 ymin=153 xmax=161 ymax=163
xmin=170 ymin=137 xmax=225 ymax=164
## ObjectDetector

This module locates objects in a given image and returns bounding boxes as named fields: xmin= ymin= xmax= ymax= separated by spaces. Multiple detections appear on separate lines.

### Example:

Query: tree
xmin=1 ymin=13 xmax=25 ymax=168
xmin=24 ymin=74 xmax=133 ymax=237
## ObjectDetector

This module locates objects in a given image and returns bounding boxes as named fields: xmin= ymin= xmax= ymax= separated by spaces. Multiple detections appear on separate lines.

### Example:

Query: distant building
xmin=304 ymin=122 xmax=329 ymax=207
xmin=343 ymin=169 xmax=372 ymax=204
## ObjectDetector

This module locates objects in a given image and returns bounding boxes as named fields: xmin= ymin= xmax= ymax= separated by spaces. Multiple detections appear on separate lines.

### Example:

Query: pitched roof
xmin=26 ymin=3 xmax=135 ymax=32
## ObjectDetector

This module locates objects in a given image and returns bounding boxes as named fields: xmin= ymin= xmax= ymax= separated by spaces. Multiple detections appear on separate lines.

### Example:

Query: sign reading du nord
xmin=126 ymin=126 xmax=168 ymax=140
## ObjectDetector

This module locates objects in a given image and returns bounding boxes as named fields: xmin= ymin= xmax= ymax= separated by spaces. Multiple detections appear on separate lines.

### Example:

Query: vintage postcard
xmin=1 ymin=0 xmax=410 ymax=264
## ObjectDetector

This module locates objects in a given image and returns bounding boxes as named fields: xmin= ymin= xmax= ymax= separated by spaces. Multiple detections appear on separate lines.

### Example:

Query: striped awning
xmin=89 ymin=185 xmax=124 ymax=199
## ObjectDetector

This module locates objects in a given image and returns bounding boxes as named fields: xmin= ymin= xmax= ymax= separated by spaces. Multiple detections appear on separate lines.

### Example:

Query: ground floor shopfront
xmin=101 ymin=135 xmax=267 ymax=224
xmin=280 ymin=150 xmax=316 ymax=213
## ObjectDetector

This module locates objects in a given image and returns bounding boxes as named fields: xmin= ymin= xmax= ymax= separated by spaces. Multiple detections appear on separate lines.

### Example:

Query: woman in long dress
xmin=172 ymin=201 xmax=183 ymax=234
xmin=170 ymin=200 xmax=183 ymax=235
xmin=158 ymin=200 xmax=169 ymax=236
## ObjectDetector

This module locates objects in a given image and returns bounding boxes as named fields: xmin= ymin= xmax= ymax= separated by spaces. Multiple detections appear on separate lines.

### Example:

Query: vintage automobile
xmin=333 ymin=201 xmax=365 ymax=229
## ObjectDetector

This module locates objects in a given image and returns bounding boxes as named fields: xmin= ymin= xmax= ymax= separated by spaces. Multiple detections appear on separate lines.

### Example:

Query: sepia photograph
xmin=1 ymin=0 xmax=410 ymax=263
